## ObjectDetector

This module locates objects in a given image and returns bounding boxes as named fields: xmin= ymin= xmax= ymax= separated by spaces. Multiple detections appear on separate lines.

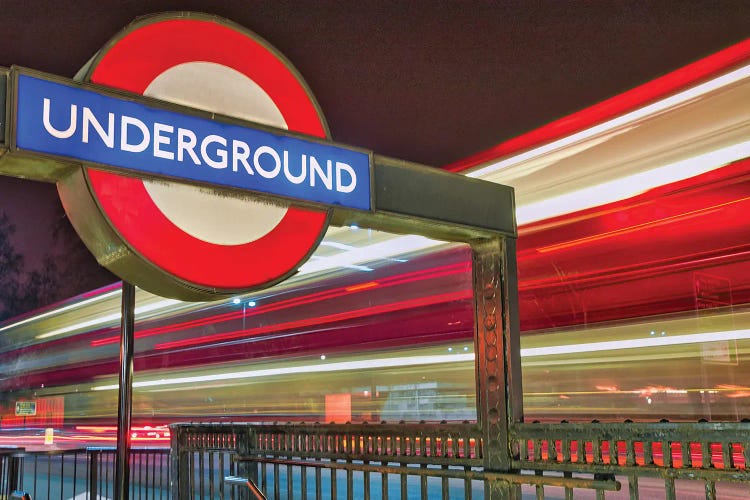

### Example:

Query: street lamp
xmin=233 ymin=298 xmax=257 ymax=330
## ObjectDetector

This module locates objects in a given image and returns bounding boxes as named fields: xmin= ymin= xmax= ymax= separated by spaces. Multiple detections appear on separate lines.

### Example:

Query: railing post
xmin=88 ymin=448 xmax=99 ymax=500
xmin=0 ymin=452 xmax=5 ymax=498
xmin=236 ymin=425 xmax=257 ymax=500
xmin=472 ymin=237 xmax=523 ymax=499
xmin=170 ymin=424 xmax=191 ymax=499
xmin=7 ymin=452 xmax=23 ymax=494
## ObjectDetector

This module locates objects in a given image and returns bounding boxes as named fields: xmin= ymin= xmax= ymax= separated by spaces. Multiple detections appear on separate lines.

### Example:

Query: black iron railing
xmin=0 ymin=446 xmax=169 ymax=500
xmin=170 ymin=422 xmax=621 ymax=499
xmin=170 ymin=421 xmax=750 ymax=499
xmin=512 ymin=420 xmax=750 ymax=500
xmin=7 ymin=421 xmax=748 ymax=498
xmin=1 ymin=447 xmax=23 ymax=499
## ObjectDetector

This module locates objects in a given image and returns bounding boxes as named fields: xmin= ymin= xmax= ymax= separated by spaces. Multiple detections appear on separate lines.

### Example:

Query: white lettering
xmin=253 ymin=146 xmax=281 ymax=179
xmin=201 ymin=134 xmax=227 ymax=169
xmin=82 ymin=107 xmax=114 ymax=148
xmin=335 ymin=162 xmax=357 ymax=193
xmin=120 ymin=116 xmax=150 ymax=153
xmin=232 ymin=140 xmax=253 ymax=174
xmin=284 ymin=152 xmax=306 ymax=184
xmin=310 ymin=157 xmax=333 ymax=190
xmin=177 ymin=128 xmax=201 ymax=165
xmin=153 ymin=123 xmax=174 ymax=160
xmin=43 ymin=98 xmax=77 ymax=139
xmin=39 ymin=97 xmax=362 ymax=199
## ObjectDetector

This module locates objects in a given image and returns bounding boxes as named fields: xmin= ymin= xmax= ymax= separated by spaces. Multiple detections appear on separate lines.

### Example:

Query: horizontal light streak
xmin=90 ymin=261 xmax=469 ymax=347
xmin=90 ymin=328 xmax=750 ymax=391
xmin=319 ymin=240 xmax=357 ymax=251
xmin=74 ymin=425 xmax=171 ymax=440
xmin=36 ymin=298 xmax=182 ymax=339
xmin=75 ymin=425 xmax=169 ymax=433
xmin=516 ymin=140 xmax=750 ymax=225
xmin=154 ymin=289 xmax=470 ymax=350
xmin=467 ymin=63 xmax=750 ymax=180
xmin=521 ymin=329 xmax=750 ymax=357
xmin=91 ymin=353 xmax=476 ymax=390
xmin=529 ymin=388 xmax=689 ymax=396
xmin=0 ymin=289 xmax=121 ymax=334
xmin=298 ymin=235 xmax=442 ymax=275
xmin=37 ymin=312 xmax=122 ymax=340
xmin=345 ymin=281 xmax=380 ymax=292
xmin=536 ymin=193 xmax=750 ymax=253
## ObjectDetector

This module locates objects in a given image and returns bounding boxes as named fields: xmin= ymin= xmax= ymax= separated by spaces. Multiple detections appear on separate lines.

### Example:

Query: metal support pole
xmin=502 ymin=237 xmax=524 ymax=426
xmin=115 ymin=282 xmax=136 ymax=500
xmin=472 ymin=238 xmax=522 ymax=499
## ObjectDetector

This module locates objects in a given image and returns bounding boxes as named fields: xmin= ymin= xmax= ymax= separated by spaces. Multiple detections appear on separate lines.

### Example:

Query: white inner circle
xmin=143 ymin=61 xmax=290 ymax=245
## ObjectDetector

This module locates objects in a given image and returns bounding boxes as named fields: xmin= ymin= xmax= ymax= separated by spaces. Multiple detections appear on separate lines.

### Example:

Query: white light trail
xmin=520 ymin=329 xmax=750 ymax=357
xmin=91 ymin=353 xmax=475 ymax=391
xmin=91 ymin=330 xmax=750 ymax=391
xmin=36 ymin=298 xmax=183 ymax=340
xmin=298 ymin=235 xmax=442 ymax=275
xmin=0 ymin=289 xmax=121 ymax=334
xmin=515 ymin=139 xmax=750 ymax=224
xmin=90 ymin=327 xmax=750 ymax=391
xmin=319 ymin=241 xmax=357 ymax=251
xmin=466 ymin=63 xmax=750 ymax=180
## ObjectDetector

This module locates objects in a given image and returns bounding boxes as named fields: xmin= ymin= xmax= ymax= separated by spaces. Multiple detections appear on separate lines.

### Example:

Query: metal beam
xmin=373 ymin=155 xmax=515 ymax=236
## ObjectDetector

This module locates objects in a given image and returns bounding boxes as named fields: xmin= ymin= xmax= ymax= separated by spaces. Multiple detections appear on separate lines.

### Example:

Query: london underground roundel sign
xmin=57 ymin=13 xmax=331 ymax=301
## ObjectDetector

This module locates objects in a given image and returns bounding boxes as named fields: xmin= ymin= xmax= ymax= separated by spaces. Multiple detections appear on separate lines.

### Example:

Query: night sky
xmin=0 ymin=0 xmax=748 ymax=305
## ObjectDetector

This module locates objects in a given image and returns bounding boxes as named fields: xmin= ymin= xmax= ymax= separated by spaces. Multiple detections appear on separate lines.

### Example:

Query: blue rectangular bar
xmin=15 ymin=74 xmax=372 ymax=210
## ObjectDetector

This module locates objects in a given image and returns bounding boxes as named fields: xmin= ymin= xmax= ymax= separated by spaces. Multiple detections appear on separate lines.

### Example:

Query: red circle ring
xmin=82 ymin=16 xmax=330 ymax=290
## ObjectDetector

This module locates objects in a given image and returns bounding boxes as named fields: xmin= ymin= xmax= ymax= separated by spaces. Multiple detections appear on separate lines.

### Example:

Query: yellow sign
xmin=15 ymin=401 xmax=36 ymax=416
xmin=44 ymin=427 xmax=54 ymax=445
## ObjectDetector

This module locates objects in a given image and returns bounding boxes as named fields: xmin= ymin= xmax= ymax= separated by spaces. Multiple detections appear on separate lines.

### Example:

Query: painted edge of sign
xmin=0 ymin=68 xmax=7 ymax=146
